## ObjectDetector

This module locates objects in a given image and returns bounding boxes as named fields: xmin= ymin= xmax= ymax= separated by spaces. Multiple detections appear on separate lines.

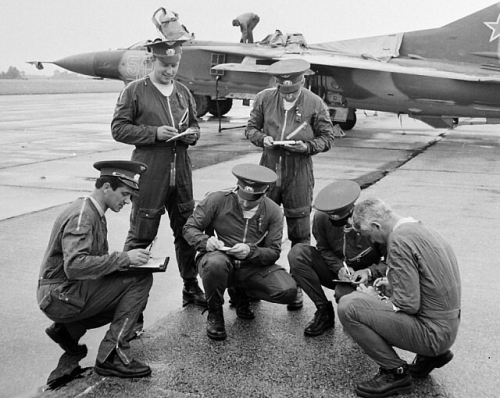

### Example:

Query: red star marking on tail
xmin=484 ymin=13 xmax=500 ymax=42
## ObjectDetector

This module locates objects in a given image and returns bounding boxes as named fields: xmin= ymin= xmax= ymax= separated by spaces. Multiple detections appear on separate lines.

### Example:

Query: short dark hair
xmin=95 ymin=176 xmax=127 ymax=190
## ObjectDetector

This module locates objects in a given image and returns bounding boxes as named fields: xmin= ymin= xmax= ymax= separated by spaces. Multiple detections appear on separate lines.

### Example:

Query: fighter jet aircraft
xmin=29 ymin=2 xmax=500 ymax=130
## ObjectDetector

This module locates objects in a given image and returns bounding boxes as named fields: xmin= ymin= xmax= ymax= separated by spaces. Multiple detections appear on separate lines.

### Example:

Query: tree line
xmin=0 ymin=66 xmax=25 ymax=79
xmin=0 ymin=66 xmax=82 ymax=80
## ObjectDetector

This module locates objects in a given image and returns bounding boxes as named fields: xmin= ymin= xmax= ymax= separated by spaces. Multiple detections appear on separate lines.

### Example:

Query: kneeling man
xmin=37 ymin=160 xmax=154 ymax=378
xmin=338 ymin=197 xmax=461 ymax=397
xmin=183 ymin=164 xmax=298 ymax=340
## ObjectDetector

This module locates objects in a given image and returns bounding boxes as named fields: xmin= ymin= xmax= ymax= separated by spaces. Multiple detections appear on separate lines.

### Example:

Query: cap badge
xmin=329 ymin=213 xmax=340 ymax=220
xmin=283 ymin=80 xmax=292 ymax=86
xmin=166 ymin=48 xmax=176 ymax=56
xmin=243 ymin=186 xmax=254 ymax=193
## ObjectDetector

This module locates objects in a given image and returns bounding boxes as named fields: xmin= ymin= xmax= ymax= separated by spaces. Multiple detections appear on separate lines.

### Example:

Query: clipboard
xmin=129 ymin=256 xmax=170 ymax=273
xmin=272 ymin=140 xmax=296 ymax=146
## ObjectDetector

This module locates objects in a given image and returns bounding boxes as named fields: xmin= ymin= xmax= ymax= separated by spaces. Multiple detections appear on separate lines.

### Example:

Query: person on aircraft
xmin=288 ymin=180 xmax=386 ymax=337
xmin=111 ymin=39 xmax=206 ymax=332
xmin=338 ymin=197 xmax=461 ymax=398
xmin=246 ymin=58 xmax=337 ymax=310
xmin=232 ymin=12 xmax=260 ymax=43
xmin=37 ymin=160 xmax=154 ymax=378
xmin=183 ymin=164 xmax=298 ymax=341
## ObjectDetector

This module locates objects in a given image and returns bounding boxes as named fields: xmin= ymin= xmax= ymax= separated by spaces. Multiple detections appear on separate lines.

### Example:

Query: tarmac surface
xmin=0 ymin=92 xmax=499 ymax=398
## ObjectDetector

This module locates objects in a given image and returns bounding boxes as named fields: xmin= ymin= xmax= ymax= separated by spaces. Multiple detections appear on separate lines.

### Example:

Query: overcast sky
xmin=1 ymin=0 xmax=498 ymax=75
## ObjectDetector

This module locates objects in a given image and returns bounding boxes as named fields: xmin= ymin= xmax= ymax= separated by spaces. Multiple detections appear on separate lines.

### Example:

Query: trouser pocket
xmin=43 ymin=283 xmax=85 ymax=319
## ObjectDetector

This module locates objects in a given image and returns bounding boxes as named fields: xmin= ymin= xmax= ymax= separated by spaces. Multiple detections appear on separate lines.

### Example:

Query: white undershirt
xmin=283 ymin=98 xmax=297 ymax=111
xmin=152 ymin=81 xmax=174 ymax=97
xmin=242 ymin=206 xmax=259 ymax=219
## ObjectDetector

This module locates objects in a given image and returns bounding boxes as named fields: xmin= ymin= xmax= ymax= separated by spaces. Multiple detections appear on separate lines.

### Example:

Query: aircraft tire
xmin=193 ymin=94 xmax=209 ymax=117
xmin=208 ymin=98 xmax=233 ymax=117
xmin=338 ymin=111 xmax=357 ymax=131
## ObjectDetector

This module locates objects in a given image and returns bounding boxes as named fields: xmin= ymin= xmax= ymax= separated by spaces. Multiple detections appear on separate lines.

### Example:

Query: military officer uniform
xmin=37 ymin=160 xmax=154 ymax=378
xmin=288 ymin=180 xmax=385 ymax=336
xmin=246 ymin=59 xmax=336 ymax=247
xmin=183 ymin=164 xmax=298 ymax=340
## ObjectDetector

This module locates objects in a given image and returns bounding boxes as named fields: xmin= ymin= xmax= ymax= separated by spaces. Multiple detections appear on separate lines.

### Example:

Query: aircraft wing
xmin=210 ymin=50 xmax=500 ymax=83
xmin=199 ymin=29 xmax=500 ymax=84
xmin=303 ymin=53 xmax=500 ymax=83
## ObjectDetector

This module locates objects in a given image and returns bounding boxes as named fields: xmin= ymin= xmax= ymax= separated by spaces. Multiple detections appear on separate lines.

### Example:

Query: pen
xmin=148 ymin=237 xmax=158 ymax=253
xmin=343 ymin=261 xmax=352 ymax=278
xmin=178 ymin=108 xmax=188 ymax=130
xmin=286 ymin=121 xmax=307 ymax=140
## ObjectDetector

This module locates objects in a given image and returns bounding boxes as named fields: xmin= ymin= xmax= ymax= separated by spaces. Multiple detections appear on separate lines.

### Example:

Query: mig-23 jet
xmin=29 ymin=2 xmax=500 ymax=130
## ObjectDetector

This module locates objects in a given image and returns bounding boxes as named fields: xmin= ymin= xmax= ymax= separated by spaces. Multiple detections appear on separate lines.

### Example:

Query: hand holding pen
xmin=338 ymin=261 xmax=354 ymax=281
xmin=206 ymin=236 xmax=226 ymax=252
xmin=147 ymin=237 xmax=158 ymax=255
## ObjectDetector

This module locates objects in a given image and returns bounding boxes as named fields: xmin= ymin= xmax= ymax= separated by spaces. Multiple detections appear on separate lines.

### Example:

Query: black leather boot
xmin=95 ymin=351 xmax=151 ymax=378
xmin=356 ymin=364 xmax=413 ymax=398
xmin=206 ymin=295 xmax=226 ymax=340
xmin=304 ymin=301 xmax=335 ymax=336
xmin=183 ymin=281 xmax=207 ymax=308
xmin=228 ymin=288 xmax=255 ymax=319
xmin=287 ymin=286 xmax=303 ymax=311
xmin=409 ymin=350 xmax=453 ymax=378
xmin=46 ymin=323 xmax=88 ymax=356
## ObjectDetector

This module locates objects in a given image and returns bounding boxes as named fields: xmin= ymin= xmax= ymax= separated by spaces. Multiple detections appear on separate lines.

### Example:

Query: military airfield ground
xmin=0 ymin=86 xmax=498 ymax=398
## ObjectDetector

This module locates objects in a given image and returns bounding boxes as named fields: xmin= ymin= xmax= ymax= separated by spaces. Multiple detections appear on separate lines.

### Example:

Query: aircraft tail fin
xmin=400 ymin=2 xmax=500 ymax=64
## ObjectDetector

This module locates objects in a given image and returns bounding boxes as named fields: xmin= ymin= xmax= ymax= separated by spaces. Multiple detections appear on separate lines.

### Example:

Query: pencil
xmin=343 ymin=261 xmax=352 ymax=278
xmin=286 ymin=121 xmax=307 ymax=140
xmin=178 ymin=108 xmax=188 ymax=129
xmin=148 ymin=236 xmax=158 ymax=253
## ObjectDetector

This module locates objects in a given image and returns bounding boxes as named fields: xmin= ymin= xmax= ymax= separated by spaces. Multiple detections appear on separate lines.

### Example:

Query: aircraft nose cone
xmin=53 ymin=52 xmax=97 ymax=77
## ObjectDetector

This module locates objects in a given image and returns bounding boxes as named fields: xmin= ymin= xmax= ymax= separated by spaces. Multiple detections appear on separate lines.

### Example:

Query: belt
xmin=419 ymin=308 xmax=461 ymax=320
xmin=38 ymin=278 xmax=66 ymax=287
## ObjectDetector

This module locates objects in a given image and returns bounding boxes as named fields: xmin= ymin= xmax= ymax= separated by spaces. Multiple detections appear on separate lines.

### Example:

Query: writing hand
xmin=206 ymin=236 xmax=225 ymax=252
xmin=179 ymin=127 xmax=199 ymax=144
xmin=338 ymin=266 xmax=355 ymax=281
xmin=127 ymin=248 xmax=151 ymax=266
xmin=156 ymin=125 xmax=178 ymax=141
xmin=373 ymin=277 xmax=392 ymax=296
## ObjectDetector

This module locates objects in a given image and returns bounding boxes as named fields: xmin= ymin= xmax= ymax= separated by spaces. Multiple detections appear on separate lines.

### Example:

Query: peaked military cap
xmin=232 ymin=164 xmax=277 ymax=201
xmin=314 ymin=180 xmax=361 ymax=220
xmin=267 ymin=59 xmax=311 ymax=94
xmin=147 ymin=39 xmax=183 ymax=63
xmin=93 ymin=160 xmax=147 ymax=191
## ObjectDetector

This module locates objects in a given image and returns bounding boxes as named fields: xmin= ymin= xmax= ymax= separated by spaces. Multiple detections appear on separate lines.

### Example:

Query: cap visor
xmin=278 ymin=82 xmax=301 ymax=94
xmin=236 ymin=189 xmax=263 ymax=201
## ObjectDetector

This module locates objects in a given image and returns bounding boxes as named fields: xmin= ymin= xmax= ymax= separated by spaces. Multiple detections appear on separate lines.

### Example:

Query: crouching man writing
xmin=183 ymin=164 xmax=298 ymax=341
xmin=338 ymin=197 xmax=461 ymax=398
xmin=37 ymin=160 xmax=154 ymax=378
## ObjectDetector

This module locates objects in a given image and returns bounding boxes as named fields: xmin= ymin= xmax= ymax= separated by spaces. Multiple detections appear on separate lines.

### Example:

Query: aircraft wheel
xmin=208 ymin=98 xmax=233 ymax=117
xmin=193 ymin=94 xmax=209 ymax=117
xmin=338 ymin=111 xmax=357 ymax=131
